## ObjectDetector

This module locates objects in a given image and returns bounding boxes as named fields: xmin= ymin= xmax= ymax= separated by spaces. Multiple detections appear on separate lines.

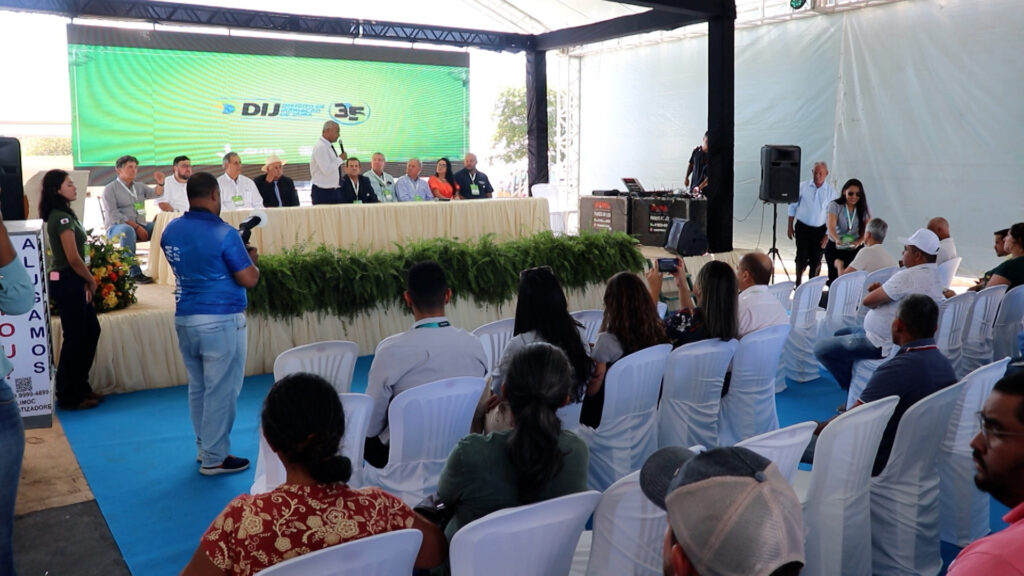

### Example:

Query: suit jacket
xmin=340 ymin=175 xmax=379 ymax=204
xmin=254 ymin=174 xmax=300 ymax=207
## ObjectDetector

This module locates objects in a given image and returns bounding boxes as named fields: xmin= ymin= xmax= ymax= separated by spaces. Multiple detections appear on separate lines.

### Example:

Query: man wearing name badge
xmin=217 ymin=152 xmax=263 ymax=212
xmin=364 ymin=152 xmax=397 ymax=203
xmin=158 ymin=155 xmax=192 ymax=213
xmin=339 ymin=157 xmax=379 ymax=204
xmin=254 ymin=154 xmax=299 ymax=208
xmin=394 ymin=158 xmax=433 ymax=202
xmin=453 ymin=152 xmax=493 ymax=200
xmin=102 ymin=154 xmax=166 ymax=284
xmin=310 ymin=120 xmax=347 ymax=205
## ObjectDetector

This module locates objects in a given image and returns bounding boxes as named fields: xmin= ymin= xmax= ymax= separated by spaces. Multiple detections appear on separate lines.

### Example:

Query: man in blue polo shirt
xmin=161 ymin=172 xmax=260 ymax=475
xmin=453 ymin=152 xmax=493 ymax=200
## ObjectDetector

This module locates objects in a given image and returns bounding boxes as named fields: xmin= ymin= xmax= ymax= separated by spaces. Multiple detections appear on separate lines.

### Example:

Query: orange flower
xmin=109 ymin=272 xmax=118 ymax=281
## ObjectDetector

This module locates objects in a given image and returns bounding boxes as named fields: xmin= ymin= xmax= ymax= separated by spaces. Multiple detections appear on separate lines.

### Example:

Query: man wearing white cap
xmin=640 ymin=446 xmax=806 ymax=576
xmin=814 ymin=228 xmax=946 ymax=391
xmin=254 ymin=155 xmax=299 ymax=208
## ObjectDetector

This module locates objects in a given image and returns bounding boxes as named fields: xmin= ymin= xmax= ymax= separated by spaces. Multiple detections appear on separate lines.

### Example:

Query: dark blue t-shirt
xmin=160 ymin=210 xmax=253 ymax=316
xmin=859 ymin=338 xmax=957 ymax=476
xmin=453 ymin=168 xmax=493 ymax=200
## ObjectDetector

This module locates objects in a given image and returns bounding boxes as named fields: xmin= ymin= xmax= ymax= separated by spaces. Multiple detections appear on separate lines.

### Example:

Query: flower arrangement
xmin=86 ymin=231 xmax=138 ymax=313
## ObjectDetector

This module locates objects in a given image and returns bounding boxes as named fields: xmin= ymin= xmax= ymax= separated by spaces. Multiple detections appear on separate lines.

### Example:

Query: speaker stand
xmin=767 ymin=203 xmax=791 ymax=283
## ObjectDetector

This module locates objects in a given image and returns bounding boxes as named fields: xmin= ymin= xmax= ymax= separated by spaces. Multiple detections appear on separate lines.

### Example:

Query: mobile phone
xmin=657 ymin=258 xmax=678 ymax=273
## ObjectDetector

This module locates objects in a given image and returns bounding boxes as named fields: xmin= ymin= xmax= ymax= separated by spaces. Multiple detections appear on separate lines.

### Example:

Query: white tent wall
xmin=577 ymin=0 xmax=1024 ymax=277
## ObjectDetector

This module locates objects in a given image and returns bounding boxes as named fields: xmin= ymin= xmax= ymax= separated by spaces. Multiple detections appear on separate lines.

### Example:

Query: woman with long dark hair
xmin=182 ymin=373 xmax=446 ymax=576
xmin=429 ymin=157 xmax=457 ymax=201
xmin=647 ymin=257 xmax=739 ymax=347
xmin=824 ymin=178 xmax=871 ymax=284
xmin=40 ymin=169 xmax=102 ymax=410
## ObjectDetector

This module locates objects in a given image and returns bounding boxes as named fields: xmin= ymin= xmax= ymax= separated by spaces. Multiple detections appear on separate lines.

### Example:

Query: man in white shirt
xmin=838 ymin=217 xmax=897 ymax=276
xmin=393 ymin=159 xmax=433 ymax=202
xmin=217 ymin=152 xmax=263 ymax=211
xmin=310 ymin=121 xmax=346 ymax=204
xmin=928 ymin=216 xmax=958 ymax=265
xmin=814 ymin=228 xmax=946 ymax=390
xmin=364 ymin=261 xmax=488 ymax=468
xmin=787 ymin=162 xmax=837 ymax=286
xmin=736 ymin=251 xmax=789 ymax=337
xmin=364 ymin=152 xmax=397 ymax=203
xmin=158 ymin=155 xmax=191 ymax=213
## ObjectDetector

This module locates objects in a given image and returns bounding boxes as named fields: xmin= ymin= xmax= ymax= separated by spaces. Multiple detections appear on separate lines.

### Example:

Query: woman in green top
xmin=40 ymin=170 xmax=102 ymax=410
xmin=987 ymin=222 xmax=1024 ymax=289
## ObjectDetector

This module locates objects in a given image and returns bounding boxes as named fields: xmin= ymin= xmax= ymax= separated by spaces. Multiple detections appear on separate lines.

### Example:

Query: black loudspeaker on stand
xmin=0 ymin=137 xmax=25 ymax=220
xmin=759 ymin=145 xmax=801 ymax=282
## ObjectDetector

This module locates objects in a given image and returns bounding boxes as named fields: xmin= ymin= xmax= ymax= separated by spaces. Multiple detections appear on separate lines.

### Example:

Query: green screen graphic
xmin=68 ymin=44 xmax=469 ymax=167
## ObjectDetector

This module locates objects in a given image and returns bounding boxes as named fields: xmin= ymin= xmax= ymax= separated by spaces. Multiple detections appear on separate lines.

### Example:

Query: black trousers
xmin=824 ymin=241 xmax=862 ymax=285
xmin=364 ymin=435 xmax=389 ymax=469
xmin=51 ymin=271 xmax=101 ymax=406
xmin=794 ymin=221 xmax=827 ymax=284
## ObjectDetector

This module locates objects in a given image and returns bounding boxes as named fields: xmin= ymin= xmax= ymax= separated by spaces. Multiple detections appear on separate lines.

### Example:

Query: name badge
xmin=354 ymin=200 xmax=362 ymax=205
xmin=383 ymin=188 xmax=392 ymax=200
xmin=134 ymin=201 xmax=146 ymax=216
xmin=232 ymin=194 xmax=244 ymax=207
xmin=470 ymin=184 xmax=480 ymax=195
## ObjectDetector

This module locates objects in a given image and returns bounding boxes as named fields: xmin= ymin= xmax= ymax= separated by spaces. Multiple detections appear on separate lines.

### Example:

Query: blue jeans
xmin=175 ymin=314 xmax=247 ymax=467
xmin=107 ymin=221 xmax=155 ymax=277
xmin=813 ymin=327 xmax=882 ymax=391
xmin=0 ymin=382 xmax=24 ymax=576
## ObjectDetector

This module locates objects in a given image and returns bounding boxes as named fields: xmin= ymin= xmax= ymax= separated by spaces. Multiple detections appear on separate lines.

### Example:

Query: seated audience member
xmin=838 ymin=217 xmax=897 ymax=276
xmin=824 ymin=179 xmax=871 ymax=284
xmin=394 ymin=159 xmax=433 ymax=202
xmin=339 ymin=157 xmax=379 ymax=204
xmin=158 ymin=155 xmax=191 ymax=213
xmin=101 ymin=154 xmax=165 ymax=283
xmin=452 ymin=152 xmax=493 ymax=200
xmin=640 ymin=446 xmax=805 ymax=576
xmin=969 ymin=227 xmax=1011 ymax=291
xmin=985 ymin=222 xmax=1024 ymax=290
xmin=646 ymin=257 xmax=739 ymax=348
xmin=217 ymin=152 xmax=264 ymax=211
xmin=582 ymin=272 xmax=669 ymax=429
xmin=438 ymin=343 xmax=589 ymax=545
xmin=364 ymin=261 xmax=488 ymax=468
xmin=181 ymin=373 xmax=446 ymax=576
xmin=807 ymin=294 xmax=956 ymax=475
xmin=485 ymin=266 xmax=592 ymax=431
xmin=428 ymin=157 xmax=456 ymax=201
xmin=814 ymin=228 xmax=945 ymax=391
xmin=736 ymin=251 xmax=789 ymax=337
xmin=928 ymin=216 xmax=958 ymax=265
xmin=253 ymin=155 xmax=299 ymax=207
xmin=947 ymin=372 xmax=1024 ymax=575
xmin=364 ymin=152 xmax=396 ymax=202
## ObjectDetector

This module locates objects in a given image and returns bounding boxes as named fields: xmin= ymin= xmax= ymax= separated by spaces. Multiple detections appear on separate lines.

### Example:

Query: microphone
xmin=238 ymin=209 xmax=268 ymax=245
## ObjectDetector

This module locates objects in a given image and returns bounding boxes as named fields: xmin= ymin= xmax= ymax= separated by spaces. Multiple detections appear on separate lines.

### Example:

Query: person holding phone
xmin=646 ymin=257 xmax=739 ymax=348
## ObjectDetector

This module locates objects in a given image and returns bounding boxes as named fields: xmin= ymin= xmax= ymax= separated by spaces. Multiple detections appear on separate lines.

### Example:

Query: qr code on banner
xmin=15 ymin=377 xmax=32 ymax=395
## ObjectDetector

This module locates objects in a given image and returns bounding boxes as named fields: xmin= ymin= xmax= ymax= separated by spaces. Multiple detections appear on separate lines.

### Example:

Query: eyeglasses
xmin=976 ymin=411 xmax=1024 ymax=446
xmin=846 ymin=192 xmax=861 ymax=197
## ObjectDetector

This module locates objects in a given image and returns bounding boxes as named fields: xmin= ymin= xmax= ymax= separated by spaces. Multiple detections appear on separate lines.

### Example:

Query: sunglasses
xmin=846 ymin=191 xmax=861 ymax=197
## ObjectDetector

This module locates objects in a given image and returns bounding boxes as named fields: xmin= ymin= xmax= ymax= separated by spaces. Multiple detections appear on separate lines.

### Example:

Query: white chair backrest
xmin=556 ymin=402 xmax=582 ymax=435
xmin=779 ymin=276 xmax=828 ymax=385
xmin=789 ymin=276 xmax=827 ymax=330
xmin=273 ymin=340 xmax=359 ymax=394
xmin=858 ymin=266 xmax=899 ymax=322
xmin=256 ymin=528 xmax=422 ymax=576
xmin=472 ymin=318 xmax=516 ymax=373
xmin=532 ymin=183 xmax=567 ymax=233
xmin=718 ymin=324 xmax=790 ymax=446
xmin=767 ymin=281 xmax=795 ymax=312
xmin=870 ymin=381 xmax=964 ymax=576
xmin=581 ymin=344 xmax=671 ymax=491
xmin=658 ymin=339 xmax=739 ymax=449
xmin=799 ymin=396 xmax=898 ymax=576
xmin=570 ymin=309 xmax=604 ymax=345
xmin=251 ymin=393 xmax=374 ymax=494
xmin=586 ymin=471 xmax=666 ymax=576
xmin=450 ymin=491 xmax=601 ymax=576
xmin=736 ymin=421 xmax=817 ymax=484
xmin=846 ymin=351 xmax=895 ymax=410
xmin=820 ymin=271 xmax=867 ymax=336
xmin=960 ymin=284 xmax=1008 ymax=378
xmin=363 ymin=377 xmax=485 ymax=505
xmin=938 ymin=256 xmax=963 ymax=289
xmin=993 ymin=285 xmax=1024 ymax=361
xmin=937 ymin=291 xmax=975 ymax=375
xmin=656 ymin=301 xmax=668 ymax=319
xmin=939 ymin=358 xmax=1011 ymax=546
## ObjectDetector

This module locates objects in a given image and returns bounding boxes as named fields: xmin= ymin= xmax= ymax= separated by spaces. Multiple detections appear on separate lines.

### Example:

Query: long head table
xmin=147 ymin=198 xmax=551 ymax=285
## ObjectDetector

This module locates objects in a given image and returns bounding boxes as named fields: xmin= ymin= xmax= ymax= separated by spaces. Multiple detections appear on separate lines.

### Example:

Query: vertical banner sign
xmin=2 ymin=221 xmax=53 ymax=421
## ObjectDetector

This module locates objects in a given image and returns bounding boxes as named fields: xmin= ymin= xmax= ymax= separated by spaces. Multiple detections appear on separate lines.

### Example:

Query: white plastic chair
xmin=768 ymin=280 xmax=795 ymax=312
xmin=584 ymin=471 xmax=666 ymax=576
xmin=450 ymin=491 xmax=601 ymax=576
xmin=870 ymin=381 xmax=964 ymax=576
xmin=472 ymin=318 xmax=516 ymax=373
xmin=532 ymin=183 xmax=571 ymax=234
xmin=273 ymin=340 xmax=359 ymax=394
xmin=362 ymin=377 xmax=485 ymax=505
xmin=735 ymin=421 xmax=817 ymax=484
xmin=858 ymin=266 xmax=899 ymax=323
xmin=570 ymin=309 xmax=604 ymax=345
xmin=938 ymin=256 xmax=962 ymax=290
xmin=255 ymin=528 xmax=422 ymax=576
xmin=778 ymin=276 xmax=826 ymax=384
xmin=579 ymin=344 xmax=671 ymax=492
xmin=936 ymin=291 xmax=975 ymax=376
xmin=960 ymin=285 xmax=1008 ymax=378
xmin=557 ymin=402 xmax=583 ymax=435
xmin=252 ymin=393 xmax=374 ymax=494
xmin=939 ymin=358 xmax=1011 ymax=546
xmin=816 ymin=271 xmax=867 ymax=339
xmin=992 ymin=284 xmax=1024 ymax=361
xmin=656 ymin=301 xmax=668 ymax=319
xmin=718 ymin=324 xmax=790 ymax=446
xmin=657 ymin=339 xmax=738 ymax=449
xmin=791 ymin=396 xmax=898 ymax=576
xmin=846 ymin=346 xmax=898 ymax=410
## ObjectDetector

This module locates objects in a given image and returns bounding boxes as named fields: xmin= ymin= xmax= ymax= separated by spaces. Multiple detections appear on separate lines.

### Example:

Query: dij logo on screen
xmin=218 ymin=101 xmax=371 ymax=126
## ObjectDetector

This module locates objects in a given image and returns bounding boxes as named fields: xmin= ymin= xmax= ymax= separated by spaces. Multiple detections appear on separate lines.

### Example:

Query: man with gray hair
xmin=217 ymin=152 xmax=263 ymax=211
xmin=838 ymin=217 xmax=897 ymax=276
xmin=394 ymin=159 xmax=433 ymax=202
xmin=310 ymin=120 xmax=346 ymax=204
xmin=787 ymin=162 xmax=837 ymax=286
xmin=101 ymin=154 xmax=166 ymax=283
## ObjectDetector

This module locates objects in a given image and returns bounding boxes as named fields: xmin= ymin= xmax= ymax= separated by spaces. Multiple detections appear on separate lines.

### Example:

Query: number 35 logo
xmin=333 ymin=102 xmax=371 ymax=126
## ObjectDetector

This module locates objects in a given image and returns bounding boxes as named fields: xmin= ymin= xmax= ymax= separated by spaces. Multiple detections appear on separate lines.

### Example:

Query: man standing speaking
xmin=161 ymin=172 xmax=260 ymax=475
xmin=310 ymin=120 xmax=347 ymax=205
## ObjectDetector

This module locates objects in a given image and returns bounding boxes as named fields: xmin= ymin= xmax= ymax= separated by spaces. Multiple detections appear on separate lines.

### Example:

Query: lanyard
xmin=371 ymin=171 xmax=388 ymax=187
xmin=845 ymin=206 xmax=857 ymax=230
xmin=119 ymin=179 xmax=138 ymax=201
xmin=902 ymin=344 xmax=938 ymax=353
xmin=415 ymin=321 xmax=451 ymax=329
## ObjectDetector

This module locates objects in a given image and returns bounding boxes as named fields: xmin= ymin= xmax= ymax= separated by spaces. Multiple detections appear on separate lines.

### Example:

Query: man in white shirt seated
xmin=393 ymin=159 xmax=433 ymax=202
xmin=736 ymin=251 xmax=788 ymax=338
xmin=814 ymin=228 xmax=946 ymax=390
xmin=217 ymin=152 xmax=263 ymax=211
xmin=158 ymin=155 xmax=191 ymax=213
xmin=928 ymin=216 xmax=957 ymax=265
xmin=363 ymin=261 xmax=488 ymax=468
xmin=837 ymin=217 xmax=897 ymax=276
xmin=364 ymin=152 xmax=397 ymax=203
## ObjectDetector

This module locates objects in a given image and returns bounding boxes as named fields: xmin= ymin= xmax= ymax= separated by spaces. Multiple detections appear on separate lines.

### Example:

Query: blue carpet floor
xmin=58 ymin=359 xmax=1007 ymax=576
